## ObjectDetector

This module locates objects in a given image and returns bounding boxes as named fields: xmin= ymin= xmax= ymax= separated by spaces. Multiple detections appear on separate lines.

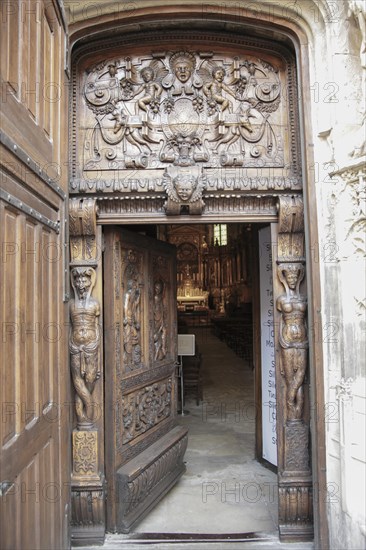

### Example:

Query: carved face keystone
xmin=173 ymin=175 xmax=195 ymax=201
xmin=173 ymin=60 xmax=193 ymax=83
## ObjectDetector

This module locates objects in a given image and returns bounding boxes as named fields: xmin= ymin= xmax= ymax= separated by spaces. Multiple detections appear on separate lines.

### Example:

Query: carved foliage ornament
xmin=121 ymin=378 xmax=172 ymax=445
xmin=82 ymin=51 xmax=284 ymax=172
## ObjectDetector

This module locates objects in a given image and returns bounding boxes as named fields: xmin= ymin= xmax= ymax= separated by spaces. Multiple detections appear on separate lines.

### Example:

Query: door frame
xmin=68 ymin=13 xmax=327 ymax=546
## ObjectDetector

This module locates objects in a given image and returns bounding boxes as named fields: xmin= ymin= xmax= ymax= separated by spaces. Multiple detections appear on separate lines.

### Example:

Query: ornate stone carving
xmin=277 ymin=263 xmax=308 ymax=421
xmin=70 ymin=267 xmax=101 ymax=429
xmin=120 ymin=378 xmax=172 ymax=445
xmin=163 ymin=165 xmax=206 ymax=214
xmin=81 ymin=51 xmax=284 ymax=174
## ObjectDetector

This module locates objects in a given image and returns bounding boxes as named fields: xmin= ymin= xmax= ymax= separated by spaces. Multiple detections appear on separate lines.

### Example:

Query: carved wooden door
xmin=104 ymin=228 xmax=188 ymax=532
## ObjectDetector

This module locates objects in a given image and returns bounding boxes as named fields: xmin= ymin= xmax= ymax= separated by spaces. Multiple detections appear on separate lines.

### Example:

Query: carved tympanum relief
xmin=277 ymin=262 xmax=308 ymax=421
xmin=82 ymin=51 xmax=284 ymax=173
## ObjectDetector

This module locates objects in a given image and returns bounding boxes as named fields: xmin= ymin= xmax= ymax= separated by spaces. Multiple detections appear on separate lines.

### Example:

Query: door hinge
xmin=0 ymin=481 xmax=14 ymax=497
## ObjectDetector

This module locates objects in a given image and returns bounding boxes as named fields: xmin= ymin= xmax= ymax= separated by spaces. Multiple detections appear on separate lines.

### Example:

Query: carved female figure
xmin=276 ymin=263 xmax=308 ymax=421
xmin=153 ymin=279 xmax=167 ymax=361
xmin=69 ymin=267 xmax=100 ymax=428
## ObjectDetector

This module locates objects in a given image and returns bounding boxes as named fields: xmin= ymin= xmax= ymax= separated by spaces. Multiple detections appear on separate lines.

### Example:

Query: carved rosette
xmin=72 ymin=431 xmax=99 ymax=479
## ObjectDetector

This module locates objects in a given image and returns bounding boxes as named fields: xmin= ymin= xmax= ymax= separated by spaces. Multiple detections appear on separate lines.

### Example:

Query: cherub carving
xmin=163 ymin=166 xmax=206 ymax=215
xmin=133 ymin=66 xmax=162 ymax=114
xmin=203 ymin=66 xmax=236 ymax=113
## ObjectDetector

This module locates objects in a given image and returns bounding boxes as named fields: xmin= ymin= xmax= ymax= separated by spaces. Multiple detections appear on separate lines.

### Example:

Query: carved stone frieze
xmin=70 ymin=267 xmax=101 ymax=430
xmin=330 ymin=159 xmax=366 ymax=315
xmin=118 ymin=377 xmax=172 ymax=447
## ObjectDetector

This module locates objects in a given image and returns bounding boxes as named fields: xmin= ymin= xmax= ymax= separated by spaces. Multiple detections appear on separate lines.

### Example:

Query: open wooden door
xmin=104 ymin=228 xmax=188 ymax=533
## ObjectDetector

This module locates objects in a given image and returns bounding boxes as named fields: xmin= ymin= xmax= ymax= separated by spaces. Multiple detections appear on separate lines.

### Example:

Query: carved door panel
xmin=104 ymin=228 xmax=188 ymax=532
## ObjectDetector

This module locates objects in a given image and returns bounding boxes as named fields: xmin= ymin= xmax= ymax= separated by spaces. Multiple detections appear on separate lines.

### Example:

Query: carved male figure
xmin=153 ymin=279 xmax=167 ymax=361
xmin=70 ymin=267 xmax=101 ymax=428
xmin=171 ymin=53 xmax=195 ymax=83
xmin=123 ymin=273 xmax=141 ymax=368
xmin=276 ymin=263 xmax=308 ymax=421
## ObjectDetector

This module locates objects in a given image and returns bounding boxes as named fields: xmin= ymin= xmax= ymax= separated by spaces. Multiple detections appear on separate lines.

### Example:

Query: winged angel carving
xmin=83 ymin=52 xmax=283 ymax=171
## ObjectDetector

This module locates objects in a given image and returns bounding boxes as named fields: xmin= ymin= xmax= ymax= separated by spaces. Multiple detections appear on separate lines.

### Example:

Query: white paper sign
xmin=259 ymin=226 xmax=277 ymax=466
xmin=178 ymin=334 xmax=195 ymax=356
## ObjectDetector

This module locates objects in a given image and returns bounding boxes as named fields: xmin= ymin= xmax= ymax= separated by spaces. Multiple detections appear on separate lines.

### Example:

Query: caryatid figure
xmin=70 ymin=267 xmax=100 ymax=428
xmin=276 ymin=262 xmax=308 ymax=421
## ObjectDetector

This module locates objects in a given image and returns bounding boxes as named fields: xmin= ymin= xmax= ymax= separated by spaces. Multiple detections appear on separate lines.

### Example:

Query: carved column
xmin=69 ymin=198 xmax=105 ymax=546
xmin=275 ymin=196 xmax=313 ymax=541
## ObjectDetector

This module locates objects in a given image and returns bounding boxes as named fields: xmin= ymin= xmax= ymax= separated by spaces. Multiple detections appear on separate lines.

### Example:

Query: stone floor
xmin=83 ymin=327 xmax=314 ymax=549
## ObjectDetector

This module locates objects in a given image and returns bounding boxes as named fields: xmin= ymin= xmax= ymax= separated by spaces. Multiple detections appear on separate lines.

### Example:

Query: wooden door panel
xmin=104 ymin=228 xmax=188 ymax=532
xmin=0 ymin=2 xmax=69 ymax=547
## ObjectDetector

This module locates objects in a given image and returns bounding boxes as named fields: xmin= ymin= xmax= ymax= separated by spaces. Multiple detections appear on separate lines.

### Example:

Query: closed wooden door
xmin=103 ymin=228 xmax=188 ymax=532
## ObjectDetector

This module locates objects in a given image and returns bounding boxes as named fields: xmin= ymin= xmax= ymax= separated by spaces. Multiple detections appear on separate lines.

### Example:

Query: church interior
xmin=113 ymin=222 xmax=278 ymax=536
